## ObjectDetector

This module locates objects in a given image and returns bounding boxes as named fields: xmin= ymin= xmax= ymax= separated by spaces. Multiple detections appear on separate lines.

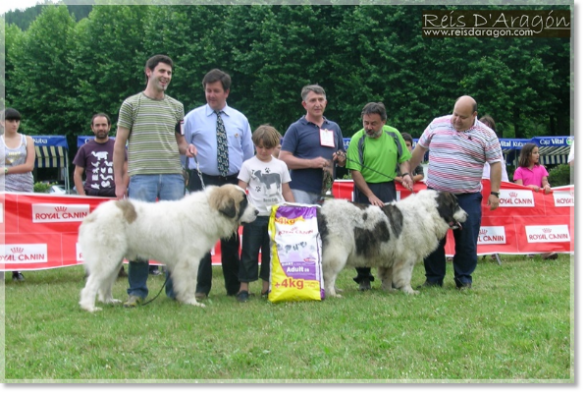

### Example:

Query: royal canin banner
xmin=0 ymin=181 xmax=574 ymax=271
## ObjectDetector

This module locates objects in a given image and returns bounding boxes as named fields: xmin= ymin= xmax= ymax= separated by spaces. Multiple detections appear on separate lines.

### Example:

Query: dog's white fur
xmin=78 ymin=184 xmax=258 ymax=312
xmin=319 ymin=189 xmax=467 ymax=298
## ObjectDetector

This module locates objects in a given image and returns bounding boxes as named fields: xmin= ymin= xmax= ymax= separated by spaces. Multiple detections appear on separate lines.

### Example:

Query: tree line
xmin=1 ymin=3 xmax=571 ymax=148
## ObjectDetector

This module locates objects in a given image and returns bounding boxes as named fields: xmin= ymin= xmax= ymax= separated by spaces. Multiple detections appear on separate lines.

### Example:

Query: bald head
xmin=451 ymin=95 xmax=478 ymax=132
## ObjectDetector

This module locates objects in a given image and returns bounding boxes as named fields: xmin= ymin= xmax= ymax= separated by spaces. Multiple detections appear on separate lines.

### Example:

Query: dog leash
xmin=194 ymin=156 xmax=206 ymax=189
xmin=141 ymin=273 xmax=170 ymax=306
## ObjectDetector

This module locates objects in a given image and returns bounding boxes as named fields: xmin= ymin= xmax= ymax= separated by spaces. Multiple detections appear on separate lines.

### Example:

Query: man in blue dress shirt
xmin=183 ymin=69 xmax=254 ymax=300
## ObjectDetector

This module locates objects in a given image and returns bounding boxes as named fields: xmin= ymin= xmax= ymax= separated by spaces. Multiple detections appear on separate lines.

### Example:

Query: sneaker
xmin=261 ymin=290 xmax=269 ymax=298
xmin=416 ymin=281 xmax=442 ymax=289
xmin=123 ymin=295 xmax=144 ymax=308
xmin=457 ymin=283 xmax=472 ymax=291
xmin=149 ymin=268 xmax=161 ymax=276
xmin=195 ymin=292 xmax=208 ymax=302
xmin=12 ymin=271 xmax=25 ymax=282
xmin=543 ymin=253 xmax=558 ymax=260
xmin=236 ymin=291 xmax=249 ymax=303
xmin=358 ymin=279 xmax=371 ymax=291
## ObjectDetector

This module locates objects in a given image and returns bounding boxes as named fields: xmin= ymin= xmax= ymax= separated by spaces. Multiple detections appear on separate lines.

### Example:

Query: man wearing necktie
xmin=183 ymin=69 xmax=254 ymax=300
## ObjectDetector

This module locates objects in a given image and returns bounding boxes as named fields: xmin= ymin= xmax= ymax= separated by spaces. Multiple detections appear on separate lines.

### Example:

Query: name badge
xmin=320 ymin=128 xmax=335 ymax=148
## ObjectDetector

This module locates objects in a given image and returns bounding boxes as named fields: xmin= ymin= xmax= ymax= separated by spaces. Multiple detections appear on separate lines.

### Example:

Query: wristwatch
xmin=401 ymin=173 xmax=411 ymax=177
xmin=490 ymin=191 xmax=499 ymax=197
xmin=4 ymin=167 xmax=7 ymax=174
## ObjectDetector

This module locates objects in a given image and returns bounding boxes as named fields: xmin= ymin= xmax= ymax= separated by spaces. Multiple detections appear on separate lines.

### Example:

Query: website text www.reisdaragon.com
xmin=423 ymin=28 xmax=535 ymax=38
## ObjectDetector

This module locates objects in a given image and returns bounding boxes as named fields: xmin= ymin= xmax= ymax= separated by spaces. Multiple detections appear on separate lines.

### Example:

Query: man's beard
xmin=95 ymin=131 xmax=108 ymax=140
xmin=365 ymin=128 xmax=383 ymax=138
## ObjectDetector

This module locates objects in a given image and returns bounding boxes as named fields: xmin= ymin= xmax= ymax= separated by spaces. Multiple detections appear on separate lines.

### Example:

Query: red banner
xmin=0 ymin=192 xmax=236 ymax=271
xmin=0 ymin=181 xmax=574 ymax=271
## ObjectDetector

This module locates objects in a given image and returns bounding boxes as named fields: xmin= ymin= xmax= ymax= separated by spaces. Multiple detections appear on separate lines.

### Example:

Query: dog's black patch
xmin=235 ymin=193 xmax=249 ymax=221
xmin=317 ymin=209 xmax=329 ymax=248
xmin=354 ymin=221 xmax=390 ymax=258
xmin=381 ymin=204 xmax=403 ymax=238
xmin=436 ymin=192 xmax=459 ymax=224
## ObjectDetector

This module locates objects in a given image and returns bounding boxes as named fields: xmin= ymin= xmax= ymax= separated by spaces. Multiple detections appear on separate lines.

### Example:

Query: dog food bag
xmin=268 ymin=203 xmax=325 ymax=303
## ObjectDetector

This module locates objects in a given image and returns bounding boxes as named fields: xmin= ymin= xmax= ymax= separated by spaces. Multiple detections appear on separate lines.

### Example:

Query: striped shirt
xmin=118 ymin=93 xmax=184 ymax=176
xmin=1 ymin=134 xmax=34 ymax=192
xmin=418 ymin=115 xmax=502 ymax=194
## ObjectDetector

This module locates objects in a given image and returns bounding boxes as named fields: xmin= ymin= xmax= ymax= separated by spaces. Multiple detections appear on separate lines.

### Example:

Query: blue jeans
xmin=353 ymin=181 xmax=397 ymax=284
xmin=239 ymin=216 xmax=271 ymax=283
xmin=125 ymin=174 xmax=186 ymax=299
xmin=423 ymin=191 xmax=482 ymax=287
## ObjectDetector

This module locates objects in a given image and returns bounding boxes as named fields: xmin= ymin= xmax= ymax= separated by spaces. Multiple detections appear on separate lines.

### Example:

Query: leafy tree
xmin=2 ymin=23 xmax=25 ymax=110
xmin=2 ymin=2 xmax=571 ymax=144
xmin=69 ymin=5 xmax=151 ymax=133
xmin=8 ymin=5 xmax=76 ymax=135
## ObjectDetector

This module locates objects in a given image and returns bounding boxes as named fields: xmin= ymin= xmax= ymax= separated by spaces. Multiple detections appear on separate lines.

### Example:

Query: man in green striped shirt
xmin=113 ymin=54 xmax=196 ymax=308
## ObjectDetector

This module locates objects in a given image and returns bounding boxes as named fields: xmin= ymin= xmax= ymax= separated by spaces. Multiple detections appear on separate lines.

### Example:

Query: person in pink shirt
xmin=513 ymin=143 xmax=557 ymax=260
xmin=513 ymin=143 xmax=552 ymax=194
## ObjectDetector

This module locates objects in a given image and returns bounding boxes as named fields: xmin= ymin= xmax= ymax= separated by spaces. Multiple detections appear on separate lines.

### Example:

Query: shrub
xmin=548 ymin=164 xmax=572 ymax=187
xmin=33 ymin=181 xmax=53 ymax=193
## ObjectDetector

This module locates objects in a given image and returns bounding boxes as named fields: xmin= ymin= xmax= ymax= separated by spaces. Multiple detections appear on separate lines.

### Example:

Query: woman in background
xmin=1 ymin=108 xmax=36 ymax=281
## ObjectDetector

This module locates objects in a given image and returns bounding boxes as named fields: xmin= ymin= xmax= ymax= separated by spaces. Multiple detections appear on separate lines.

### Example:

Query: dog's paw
xmin=80 ymin=305 xmax=102 ymax=313
xmin=401 ymin=288 xmax=419 ymax=295
xmin=184 ymin=299 xmax=206 ymax=308
xmin=105 ymin=298 xmax=122 ymax=305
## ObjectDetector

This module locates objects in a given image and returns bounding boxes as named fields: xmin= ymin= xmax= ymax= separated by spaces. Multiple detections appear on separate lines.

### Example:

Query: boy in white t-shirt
xmin=236 ymin=125 xmax=295 ymax=302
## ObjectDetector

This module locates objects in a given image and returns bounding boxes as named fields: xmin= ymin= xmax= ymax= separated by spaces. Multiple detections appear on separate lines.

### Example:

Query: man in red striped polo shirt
xmin=409 ymin=95 xmax=502 ymax=290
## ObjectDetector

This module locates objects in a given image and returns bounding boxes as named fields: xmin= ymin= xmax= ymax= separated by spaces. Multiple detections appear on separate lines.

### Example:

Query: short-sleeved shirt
xmin=482 ymin=158 xmax=509 ymax=182
xmin=117 ymin=92 xmax=184 ymax=176
xmin=73 ymin=139 xmax=127 ymax=196
xmin=346 ymin=125 xmax=411 ymax=183
xmin=281 ymin=116 xmax=345 ymax=194
xmin=417 ymin=115 xmax=502 ymax=194
xmin=238 ymin=156 xmax=291 ymax=216
xmin=513 ymin=165 xmax=549 ymax=187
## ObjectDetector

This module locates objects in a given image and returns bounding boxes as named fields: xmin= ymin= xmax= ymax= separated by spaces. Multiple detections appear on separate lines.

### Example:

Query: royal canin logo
xmin=55 ymin=206 xmax=67 ymax=212
xmin=480 ymin=228 xmax=488 ymax=235
xmin=542 ymin=228 xmax=552 ymax=233
xmin=11 ymin=247 xmax=24 ymax=253
xmin=509 ymin=192 xmax=518 ymax=198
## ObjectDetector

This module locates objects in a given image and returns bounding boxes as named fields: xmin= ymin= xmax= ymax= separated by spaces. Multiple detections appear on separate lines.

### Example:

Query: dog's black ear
xmin=218 ymin=197 xmax=237 ymax=219
xmin=436 ymin=192 xmax=458 ymax=223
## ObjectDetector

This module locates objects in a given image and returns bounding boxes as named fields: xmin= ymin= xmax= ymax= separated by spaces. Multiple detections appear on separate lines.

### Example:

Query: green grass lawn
xmin=1 ymin=254 xmax=573 ymax=382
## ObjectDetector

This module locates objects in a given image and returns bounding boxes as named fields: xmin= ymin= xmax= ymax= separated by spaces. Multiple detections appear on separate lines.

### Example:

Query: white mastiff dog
xmin=318 ymin=189 xmax=467 ymax=298
xmin=79 ymin=184 xmax=258 ymax=312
